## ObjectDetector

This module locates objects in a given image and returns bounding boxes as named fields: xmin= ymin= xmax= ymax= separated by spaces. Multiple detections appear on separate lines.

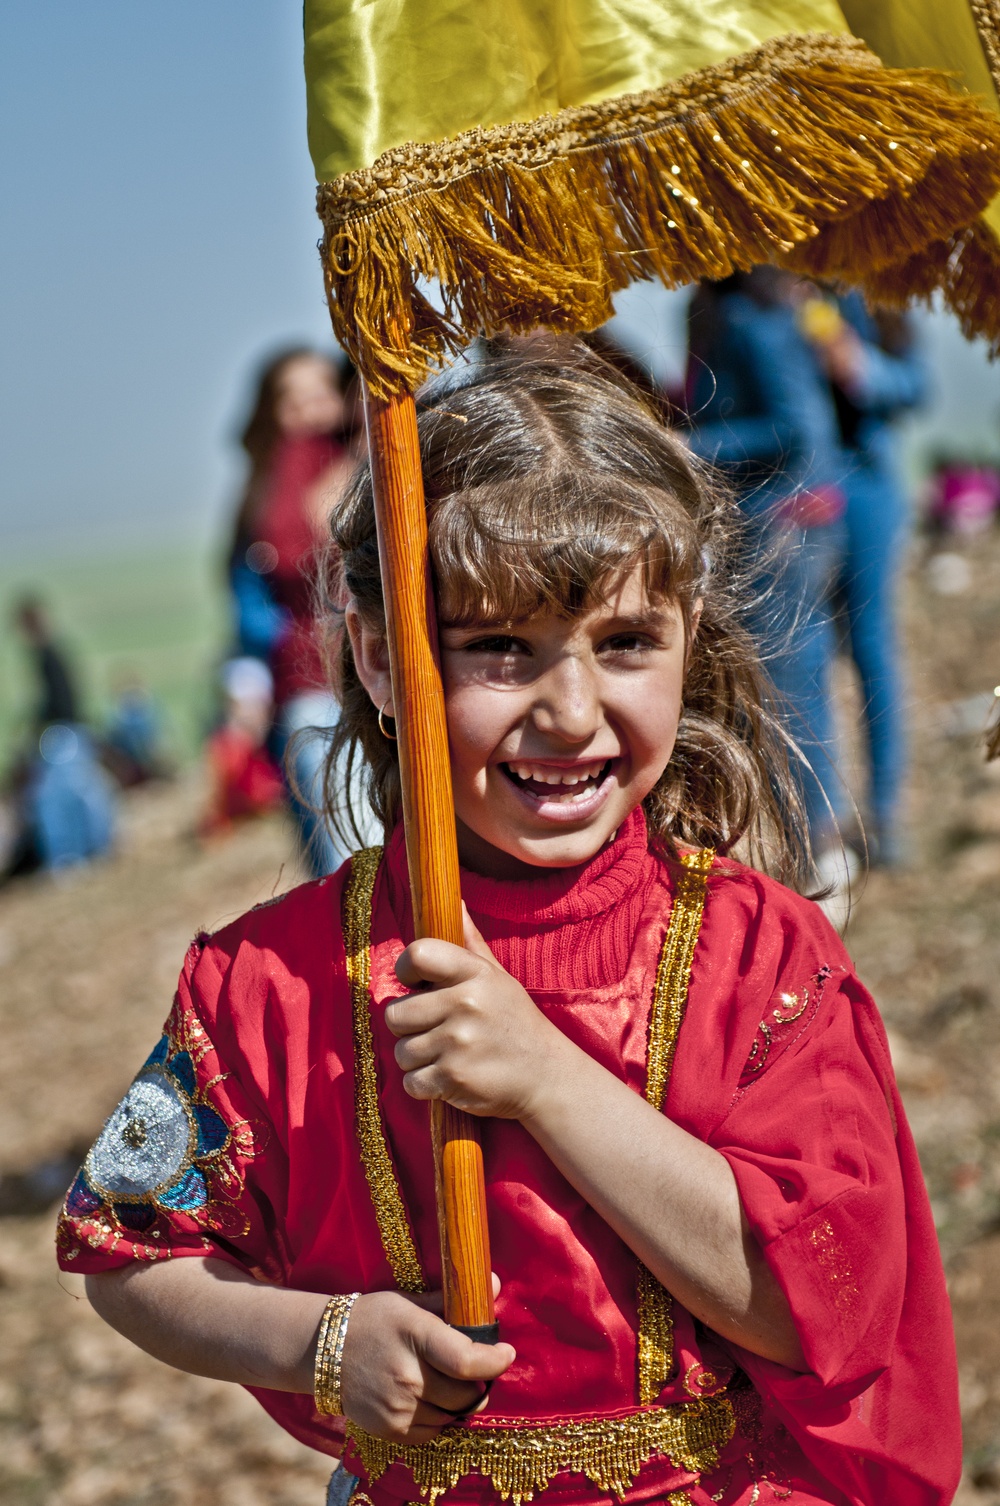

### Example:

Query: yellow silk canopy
xmin=306 ymin=0 xmax=998 ymax=180
xmin=307 ymin=0 xmax=852 ymax=179
xmin=304 ymin=0 xmax=1000 ymax=394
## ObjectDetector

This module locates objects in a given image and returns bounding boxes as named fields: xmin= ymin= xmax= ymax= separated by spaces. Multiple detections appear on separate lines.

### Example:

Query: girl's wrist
xmin=517 ymin=1026 xmax=600 ymax=1131
xmin=314 ymin=1291 xmax=360 ymax=1415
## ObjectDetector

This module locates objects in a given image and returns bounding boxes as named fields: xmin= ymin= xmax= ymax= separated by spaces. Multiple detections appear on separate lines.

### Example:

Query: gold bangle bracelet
xmin=314 ymin=1292 xmax=359 ymax=1417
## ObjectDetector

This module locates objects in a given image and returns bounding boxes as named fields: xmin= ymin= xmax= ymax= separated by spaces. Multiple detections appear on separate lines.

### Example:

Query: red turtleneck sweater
xmin=57 ymin=811 xmax=959 ymax=1506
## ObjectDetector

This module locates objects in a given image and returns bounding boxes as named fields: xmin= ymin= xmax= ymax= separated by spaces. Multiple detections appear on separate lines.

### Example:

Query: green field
xmin=0 ymin=540 xmax=230 ymax=769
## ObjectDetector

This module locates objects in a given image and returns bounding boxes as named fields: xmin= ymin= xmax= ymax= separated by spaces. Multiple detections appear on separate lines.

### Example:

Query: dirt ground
xmin=1 ymin=530 xmax=999 ymax=1506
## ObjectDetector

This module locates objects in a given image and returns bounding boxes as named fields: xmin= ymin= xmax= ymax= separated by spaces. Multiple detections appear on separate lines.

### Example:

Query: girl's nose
xmin=531 ymin=656 xmax=603 ymax=743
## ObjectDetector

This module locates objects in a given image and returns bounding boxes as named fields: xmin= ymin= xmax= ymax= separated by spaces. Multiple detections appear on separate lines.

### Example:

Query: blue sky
xmin=2 ymin=3 xmax=998 ymax=564
xmin=1 ymin=2 xmax=333 ymax=560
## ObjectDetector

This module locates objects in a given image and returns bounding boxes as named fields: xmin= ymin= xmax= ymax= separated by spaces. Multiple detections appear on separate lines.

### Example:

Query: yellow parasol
xmin=303 ymin=0 xmax=1000 ymax=1337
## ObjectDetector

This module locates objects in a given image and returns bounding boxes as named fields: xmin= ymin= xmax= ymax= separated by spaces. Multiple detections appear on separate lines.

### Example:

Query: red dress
xmin=252 ymin=431 xmax=340 ymax=707
xmin=56 ymin=810 xmax=960 ymax=1506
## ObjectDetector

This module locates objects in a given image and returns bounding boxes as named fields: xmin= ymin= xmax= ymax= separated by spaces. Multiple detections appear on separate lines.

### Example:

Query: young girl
xmin=58 ymin=347 xmax=959 ymax=1506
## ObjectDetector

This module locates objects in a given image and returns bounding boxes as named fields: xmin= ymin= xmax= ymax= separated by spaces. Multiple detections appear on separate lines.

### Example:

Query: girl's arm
xmin=390 ymin=922 xmax=807 ymax=1372
xmin=517 ymin=1045 xmax=806 ymax=1370
xmin=86 ymin=1258 xmax=514 ymax=1441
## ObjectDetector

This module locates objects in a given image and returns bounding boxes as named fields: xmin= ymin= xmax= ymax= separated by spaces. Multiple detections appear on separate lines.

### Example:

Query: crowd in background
xmin=4 ymin=271 xmax=1000 ymax=899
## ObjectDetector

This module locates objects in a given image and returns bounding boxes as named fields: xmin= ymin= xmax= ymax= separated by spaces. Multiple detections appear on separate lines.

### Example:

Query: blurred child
xmin=200 ymin=657 xmax=284 ymax=836
xmin=104 ymin=672 xmax=167 ymax=786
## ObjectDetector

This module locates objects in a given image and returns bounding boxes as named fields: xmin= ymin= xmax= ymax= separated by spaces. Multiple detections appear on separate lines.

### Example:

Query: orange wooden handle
xmin=363 ymin=383 xmax=496 ymax=1336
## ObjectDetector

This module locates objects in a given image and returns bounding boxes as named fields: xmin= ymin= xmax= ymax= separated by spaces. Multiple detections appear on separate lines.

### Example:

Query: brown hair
xmin=321 ymin=340 xmax=810 ymax=885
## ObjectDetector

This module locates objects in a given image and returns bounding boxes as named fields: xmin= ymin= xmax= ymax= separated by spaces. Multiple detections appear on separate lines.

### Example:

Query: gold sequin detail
xmin=347 ymin=1398 xmax=735 ymax=1505
xmin=343 ymin=847 xmax=425 ymax=1294
xmin=808 ymin=1218 xmax=859 ymax=1317
xmin=638 ymin=848 xmax=713 ymax=1404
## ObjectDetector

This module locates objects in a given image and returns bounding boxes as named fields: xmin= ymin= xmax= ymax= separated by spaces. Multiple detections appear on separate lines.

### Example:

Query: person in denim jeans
xmin=815 ymin=294 xmax=926 ymax=864
xmin=685 ymin=268 xmax=849 ymax=861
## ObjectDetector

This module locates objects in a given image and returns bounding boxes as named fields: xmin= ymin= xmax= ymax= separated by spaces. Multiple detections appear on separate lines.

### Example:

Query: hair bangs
xmin=431 ymin=474 xmax=699 ymax=627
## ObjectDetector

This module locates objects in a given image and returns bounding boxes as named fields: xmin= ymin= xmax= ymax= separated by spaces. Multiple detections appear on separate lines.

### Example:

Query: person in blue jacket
xmin=684 ymin=267 xmax=849 ymax=867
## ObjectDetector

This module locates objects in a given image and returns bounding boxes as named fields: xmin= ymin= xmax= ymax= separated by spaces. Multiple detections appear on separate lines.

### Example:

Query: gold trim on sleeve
xmin=343 ymin=846 xmax=426 ymax=1294
xmin=637 ymin=847 xmax=714 ymax=1404
xmin=347 ymin=1396 xmax=734 ymax=1505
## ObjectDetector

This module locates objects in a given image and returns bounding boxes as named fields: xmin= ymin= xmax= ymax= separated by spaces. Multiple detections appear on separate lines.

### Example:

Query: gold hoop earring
xmin=378 ymin=701 xmax=397 ymax=741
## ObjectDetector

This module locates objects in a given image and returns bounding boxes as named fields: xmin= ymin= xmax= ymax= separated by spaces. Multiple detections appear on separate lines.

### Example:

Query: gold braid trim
xmin=343 ymin=847 xmax=425 ymax=1294
xmin=637 ymin=849 xmax=714 ymax=1404
xmin=316 ymin=31 xmax=1000 ymax=396
xmin=347 ymin=1398 xmax=735 ymax=1505
xmin=971 ymin=0 xmax=1000 ymax=96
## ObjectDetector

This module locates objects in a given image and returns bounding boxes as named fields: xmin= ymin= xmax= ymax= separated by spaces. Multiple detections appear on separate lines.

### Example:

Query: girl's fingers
xmin=410 ymin=1397 xmax=469 ymax=1429
xmin=395 ymin=937 xmax=483 ymax=989
xmin=418 ymin=1370 xmax=489 ymax=1416
xmin=415 ymin=1314 xmax=516 ymax=1386
xmin=384 ymin=991 xmax=452 ymax=1039
xmin=393 ymin=1026 xmax=449 ymax=1074
xmin=400 ymin=1065 xmax=447 ymax=1101
xmin=461 ymin=904 xmax=497 ymax=962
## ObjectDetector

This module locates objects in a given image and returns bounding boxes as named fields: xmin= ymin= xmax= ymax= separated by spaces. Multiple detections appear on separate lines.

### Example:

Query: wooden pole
xmin=363 ymin=381 xmax=498 ymax=1343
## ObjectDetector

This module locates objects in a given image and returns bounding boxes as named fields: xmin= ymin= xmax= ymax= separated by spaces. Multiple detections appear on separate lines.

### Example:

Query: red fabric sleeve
xmin=672 ymin=864 xmax=961 ymax=1506
xmin=55 ymin=934 xmax=289 ymax=1279
xmin=713 ymin=969 xmax=904 ymax=1390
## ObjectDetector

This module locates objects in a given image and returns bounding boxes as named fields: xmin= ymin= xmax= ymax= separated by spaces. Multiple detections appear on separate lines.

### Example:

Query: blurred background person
xmin=8 ymin=596 xmax=116 ymax=876
xmin=226 ymin=346 xmax=360 ymax=875
xmin=200 ymin=656 xmax=284 ymax=838
xmin=102 ymin=669 xmax=169 ymax=787
xmin=683 ymin=267 xmax=849 ymax=881
xmin=800 ymin=291 xmax=927 ymax=866
xmin=14 ymin=595 xmax=80 ymax=730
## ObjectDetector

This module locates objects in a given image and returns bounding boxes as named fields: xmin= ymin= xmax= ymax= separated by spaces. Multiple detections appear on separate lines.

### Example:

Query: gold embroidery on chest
xmin=342 ymin=842 xmax=721 ymax=1495
xmin=343 ymin=846 xmax=425 ymax=1294
xmin=637 ymin=847 xmax=714 ymax=1404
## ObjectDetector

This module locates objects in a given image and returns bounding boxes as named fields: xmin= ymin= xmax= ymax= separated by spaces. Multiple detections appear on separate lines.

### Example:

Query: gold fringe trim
xmin=637 ymin=848 xmax=713 ymax=1404
xmin=316 ymin=31 xmax=1000 ymax=396
xmin=858 ymin=214 xmax=1000 ymax=359
xmin=970 ymin=0 xmax=1000 ymax=97
xmin=343 ymin=847 xmax=426 ymax=1294
xmin=346 ymin=1398 xmax=735 ymax=1505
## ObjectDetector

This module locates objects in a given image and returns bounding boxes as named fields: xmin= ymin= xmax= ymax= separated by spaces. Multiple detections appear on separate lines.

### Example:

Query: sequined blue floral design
xmin=60 ymin=997 xmax=255 ymax=1259
xmin=65 ymin=1036 xmax=231 ymax=1235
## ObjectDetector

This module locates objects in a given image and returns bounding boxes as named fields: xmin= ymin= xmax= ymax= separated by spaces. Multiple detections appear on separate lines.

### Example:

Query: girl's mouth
xmin=500 ymin=758 xmax=613 ymax=803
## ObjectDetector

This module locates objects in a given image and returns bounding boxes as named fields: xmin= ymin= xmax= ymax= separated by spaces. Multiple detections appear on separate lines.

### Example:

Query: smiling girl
xmin=59 ymin=347 xmax=958 ymax=1506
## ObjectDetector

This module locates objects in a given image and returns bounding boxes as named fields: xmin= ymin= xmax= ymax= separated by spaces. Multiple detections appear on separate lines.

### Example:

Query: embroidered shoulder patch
xmin=58 ymin=997 xmax=257 ymax=1262
xmin=737 ymin=965 xmax=834 ymax=1090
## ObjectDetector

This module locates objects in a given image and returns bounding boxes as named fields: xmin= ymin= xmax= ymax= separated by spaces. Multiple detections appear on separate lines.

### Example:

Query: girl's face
xmin=274 ymin=355 xmax=344 ymax=438
xmin=350 ymin=563 xmax=694 ymax=880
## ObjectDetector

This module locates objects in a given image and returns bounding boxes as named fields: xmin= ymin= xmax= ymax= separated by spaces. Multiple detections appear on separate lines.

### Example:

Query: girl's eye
xmin=461 ymin=635 xmax=528 ymax=655
xmin=601 ymin=632 xmax=656 ymax=654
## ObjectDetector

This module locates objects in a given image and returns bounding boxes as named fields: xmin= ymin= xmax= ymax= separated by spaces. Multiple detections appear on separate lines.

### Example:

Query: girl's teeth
xmin=507 ymin=760 xmax=607 ymax=785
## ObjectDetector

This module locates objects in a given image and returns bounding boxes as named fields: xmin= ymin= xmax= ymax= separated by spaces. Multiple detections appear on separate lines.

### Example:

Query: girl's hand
xmin=340 ymin=1285 xmax=515 ymax=1443
xmin=386 ymin=910 xmax=571 ymax=1118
